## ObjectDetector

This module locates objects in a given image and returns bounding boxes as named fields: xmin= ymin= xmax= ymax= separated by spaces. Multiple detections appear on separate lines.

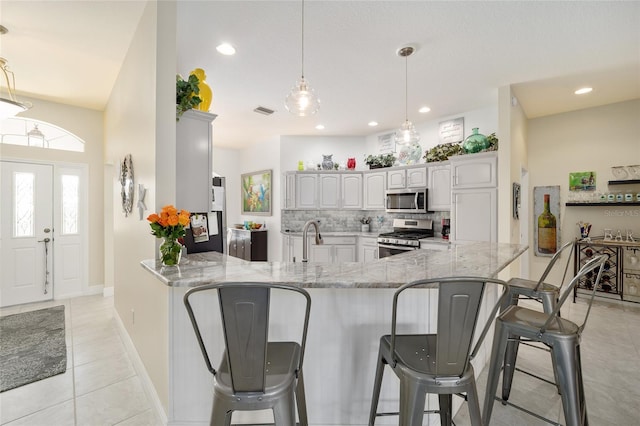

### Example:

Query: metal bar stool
xmin=184 ymin=282 xmax=311 ymax=426
xmin=501 ymin=240 xmax=575 ymax=401
xmin=368 ymin=277 xmax=509 ymax=426
xmin=483 ymin=254 xmax=607 ymax=426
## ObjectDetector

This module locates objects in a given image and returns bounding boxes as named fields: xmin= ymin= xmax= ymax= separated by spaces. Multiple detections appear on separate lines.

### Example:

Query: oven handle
xmin=378 ymin=243 xmax=417 ymax=251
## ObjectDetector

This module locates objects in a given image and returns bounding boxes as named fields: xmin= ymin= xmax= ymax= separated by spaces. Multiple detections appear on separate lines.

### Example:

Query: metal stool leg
xmin=368 ymin=343 xmax=387 ymax=426
xmin=438 ymin=394 xmax=452 ymax=426
xmin=295 ymin=369 xmax=308 ymax=426
xmin=552 ymin=337 xmax=583 ymax=426
xmin=272 ymin=387 xmax=296 ymax=426
xmin=399 ymin=378 xmax=426 ymax=426
xmin=501 ymin=335 xmax=520 ymax=401
xmin=210 ymin=395 xmax=232 ymax=426
xmin=466 ymin=374 xmax=482 ymax=426
xmin=483 ymin=320 xmax=509 ymax=425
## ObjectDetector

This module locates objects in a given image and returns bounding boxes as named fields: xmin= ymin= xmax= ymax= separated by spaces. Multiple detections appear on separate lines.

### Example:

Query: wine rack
xmin=574 ymin=240 xmax=622 ymax=300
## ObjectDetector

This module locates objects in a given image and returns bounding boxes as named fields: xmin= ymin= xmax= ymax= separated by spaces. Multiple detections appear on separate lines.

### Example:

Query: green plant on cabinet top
xmin=176 ymin=74 xmax=202 ymax=121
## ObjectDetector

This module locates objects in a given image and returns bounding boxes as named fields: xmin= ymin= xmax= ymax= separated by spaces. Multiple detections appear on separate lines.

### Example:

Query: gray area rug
xmin=0 ymin=305 xmax=67 ymax=392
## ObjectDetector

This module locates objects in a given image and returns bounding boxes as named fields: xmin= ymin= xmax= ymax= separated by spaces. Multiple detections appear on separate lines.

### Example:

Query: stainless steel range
xmin=378 ymin=219 xmax=434 ymax=258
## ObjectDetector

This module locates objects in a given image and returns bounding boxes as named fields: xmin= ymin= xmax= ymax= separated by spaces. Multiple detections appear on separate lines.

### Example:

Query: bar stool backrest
xmin=184 ymin=282 xmax=311 ymax=394
xmin=390 ymin=277 xmax=508 ymax=377
xmin=533 ymin=240 xmax=575 ymax=292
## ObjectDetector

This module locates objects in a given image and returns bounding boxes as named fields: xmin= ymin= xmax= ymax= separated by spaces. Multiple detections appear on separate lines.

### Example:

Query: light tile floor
xmin=0 ymin=295 xmax=160 ymax=426
xmin=1 ymin=294 xmax=639 ymax=425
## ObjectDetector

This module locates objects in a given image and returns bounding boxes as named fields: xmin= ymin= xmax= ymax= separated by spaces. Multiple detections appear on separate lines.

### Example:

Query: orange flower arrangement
xmin=148 ymin=205 xmax=190 ymax=265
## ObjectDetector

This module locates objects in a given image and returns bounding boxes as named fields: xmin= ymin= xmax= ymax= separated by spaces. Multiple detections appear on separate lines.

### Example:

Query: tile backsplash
xmin=282 ymin=209 xmax=450 ymax=235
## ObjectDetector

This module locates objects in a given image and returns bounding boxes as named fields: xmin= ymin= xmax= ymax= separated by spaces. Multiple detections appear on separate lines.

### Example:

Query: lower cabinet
xmin=359 ymin=236 xmax=379 ymax=262
xmin=311 ymin=236 xmax=356 ymax=263
xmin=228 ymin=229 xmax=268 ymax=261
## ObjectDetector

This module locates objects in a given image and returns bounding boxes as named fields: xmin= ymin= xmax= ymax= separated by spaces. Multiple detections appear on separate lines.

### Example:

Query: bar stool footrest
xmin=494 ymin=396 xmax=562 ymax=426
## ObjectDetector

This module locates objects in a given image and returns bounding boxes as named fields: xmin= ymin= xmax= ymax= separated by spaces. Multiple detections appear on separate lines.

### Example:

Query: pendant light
xmin=0 ymin=27 xmax=30 ymax=120
xmin=394 ymin=46 xmax=420 ymax=146
xmin=285 ymin=0 xmax=320 ymax=116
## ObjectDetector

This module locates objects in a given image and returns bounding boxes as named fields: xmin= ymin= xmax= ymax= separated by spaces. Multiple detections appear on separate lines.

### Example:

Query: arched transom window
xmin=0 ymin=117 xmax=85 ymax=152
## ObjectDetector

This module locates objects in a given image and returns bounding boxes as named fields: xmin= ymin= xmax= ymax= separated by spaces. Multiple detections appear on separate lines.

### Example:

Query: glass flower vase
xmin=159 ymin=237 xmax=182 ymax=266
xmin=462 ymin=128 xmax=489 ymax=154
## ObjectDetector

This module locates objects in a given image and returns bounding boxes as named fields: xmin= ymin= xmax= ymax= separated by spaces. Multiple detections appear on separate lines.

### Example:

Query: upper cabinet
xmin=341 ymin=174 xmax=363 ymax=209
xmin=318 ymin=174 xmax=340 ymax=209
xmin=387 ymin=166 xmax=427 ymax=189
xmin=296 ymin=174 xmax=318 ymax=209
xmin=291 ymin=172 xmax=362 ymax=210
xmin=427 ymin=162 xmax=451 ymax=211
xmin=450 ymin=152 xmax=497 ymax=189
xmin=363 ymin=171 xmax=386 ymax=210
xmin=282 ymin=172 xmax=296 ymax=209
xmin=176 ymin=110 xmax=216 ymax=213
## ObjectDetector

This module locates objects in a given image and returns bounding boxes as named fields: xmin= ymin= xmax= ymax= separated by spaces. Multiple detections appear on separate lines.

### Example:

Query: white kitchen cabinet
xmin=176 ymin=110 xmax=216 ymax=213
xmin=450 ymin=188 xmax=497 ymax=242
xmin=281 ymin=172 xmax=296 ymax=209
xmin=310 ymin=236 xmax=357 ymax=263
xmin=295 ymin=174 xmax=318 ymax=209
xmin=450 ymin=152 xmax=497 ymax=189
xmin=387 ymin=166 xmax=427 ymax=190
xmin=341 ymin=174 xmax=363 ymax=209
xmin=318 ymin=174 xmax=340 ymax=209
xmin=363 ymin=171 xmax=386 ymax=210
xmin=359 ymin=236 xmax=379 ymax=263
xmin=282 ymin=234 xmax=304 ymax=262
xmin=427 ymin=163 xmax=451 ymax=211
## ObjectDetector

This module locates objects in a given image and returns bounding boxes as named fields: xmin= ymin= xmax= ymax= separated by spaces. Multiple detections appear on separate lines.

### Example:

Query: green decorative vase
xmin=462 ymin=128 xmax=489 ymax=154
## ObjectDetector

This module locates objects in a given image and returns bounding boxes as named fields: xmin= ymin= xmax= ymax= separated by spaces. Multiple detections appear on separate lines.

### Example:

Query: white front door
xmin=1 ymin=161 xmax=54 ymax=307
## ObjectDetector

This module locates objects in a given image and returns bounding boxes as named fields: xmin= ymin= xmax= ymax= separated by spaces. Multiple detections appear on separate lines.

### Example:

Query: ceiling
xmin=1 ymin=1 xmax=639 ymax=149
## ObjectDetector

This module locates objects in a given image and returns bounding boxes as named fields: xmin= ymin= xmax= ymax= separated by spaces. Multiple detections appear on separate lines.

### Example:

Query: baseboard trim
xmin=114 ymin=311 xmax=168 ymax=425
xmin=103 ymin=286 xmax=114 ymax=297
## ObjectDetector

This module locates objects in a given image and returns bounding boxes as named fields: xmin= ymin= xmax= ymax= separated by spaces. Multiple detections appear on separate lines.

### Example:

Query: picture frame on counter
xmin=241 ymin=169 xmax=272 ymax=215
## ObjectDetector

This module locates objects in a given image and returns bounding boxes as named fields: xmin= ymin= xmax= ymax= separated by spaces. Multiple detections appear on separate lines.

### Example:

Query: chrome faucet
xmin=302 ymin=220 xmax=322 ymax=263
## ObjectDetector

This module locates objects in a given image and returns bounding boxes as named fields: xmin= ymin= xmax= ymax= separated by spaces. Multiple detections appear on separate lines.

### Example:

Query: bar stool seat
xmin=483 ymin=254 xmax=607 ymax=426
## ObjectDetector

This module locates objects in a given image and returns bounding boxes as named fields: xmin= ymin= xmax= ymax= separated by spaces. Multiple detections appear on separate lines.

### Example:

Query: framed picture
xmin=569 ymin=171 xmax=596 ymax=191
xmin=241 ymin=169 xmax=272 ymax=215
xmin=533 ymin=185 xmax=561 ymax=257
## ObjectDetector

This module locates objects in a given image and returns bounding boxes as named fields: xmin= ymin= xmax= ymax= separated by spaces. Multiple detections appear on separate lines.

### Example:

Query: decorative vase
xmin=361 ymin=224 xmax=370 ymax=232
xmin=462 ymin=128 xmax=489 ymax=154
xmin=190 ymin=68 xmax=212 ymax=112
xmin=322 ymin=154 xmax=334 ymax=170
xmin=347 ymin=158 xmax=356 ymax=170
xmin=160 ymin=237 xmax=182 ymax=266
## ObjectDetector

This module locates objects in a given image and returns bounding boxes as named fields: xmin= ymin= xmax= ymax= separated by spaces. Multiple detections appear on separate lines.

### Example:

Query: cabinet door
xmin=296 ymin=174 xmax=318 ymax=209
xmin=291 ymin=236 xmax=303 ymax=263
xmin=241 ymin=232 xmax=252 ymax=260
xmin=406 ymin=166 xmax=427 ymax=188
xmin=282 ymin=234 xmax=291 ymax=261
xmin=451 ymin=153 xmax=497 ymax=189
xmin=310 ymin=244 xmax=332 ymax=263
xmin=341 ymin=174 xmax=363 ymax=209
xmin=281 ymin=173 xmax=296 ymax=209
xmin=387 ymin=169 xmax=406 ymax=189
xmin=450 ymin=188 xmax=497 ymax=242
xmin=361 ymin=245 xmax=378 ymax=263
xmin=318 ymin=174 xmax=340 ymax=209
xmin=364 ymin=172 xmax=386 ymax=210
xmin=334 ymin=245 xmax=356 ymax=262
xmin=428 ymin=164 xmax=451 ymax=211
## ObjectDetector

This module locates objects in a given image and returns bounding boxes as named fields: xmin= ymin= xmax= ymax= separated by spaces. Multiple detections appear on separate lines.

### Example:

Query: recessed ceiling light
xmin=315 ymin=124 xmax=325 ymax=130
xmin=368 ymin=121 xmax=378 ymax=127
xmin=418 ymin=106 xmax=431 ymax=113
xmin=574 ymin=87 xmax=593 ymax=95
xmin=216 ymin=43 xmax=236 ymax=56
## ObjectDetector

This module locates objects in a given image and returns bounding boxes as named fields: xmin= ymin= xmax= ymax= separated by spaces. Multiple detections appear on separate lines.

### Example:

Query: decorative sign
xmin=378 ymin=133 xmax=395 ymax=154
xmin=569 ymin=171 xmax=596 ymax=191
xmin=439 ymin=117 xmax=464 ymax=144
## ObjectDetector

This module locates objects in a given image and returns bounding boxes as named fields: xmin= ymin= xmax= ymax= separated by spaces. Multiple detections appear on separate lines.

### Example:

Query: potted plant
xmin=176 ymin=74 xmax=202 ymax=121
xmin=423 ymin=142 xmax=464 ymax=163
xmin=364 ymin=153 xmax=396 ymax=169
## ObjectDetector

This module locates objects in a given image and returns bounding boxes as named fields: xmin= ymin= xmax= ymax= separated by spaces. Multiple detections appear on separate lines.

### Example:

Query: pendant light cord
xmin=404 ymin=55 xmax=408 ymax=122
xmin=301 ymin=0 xmax=305 ymax=79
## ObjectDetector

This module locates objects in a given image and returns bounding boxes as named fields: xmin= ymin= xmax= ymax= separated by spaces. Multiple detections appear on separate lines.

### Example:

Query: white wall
xmin=213 ymin=146 xmax=241 ymax=228
xmin=527 ymin=99 xmax=640 ymax=282
xmin=104 ymin=0 xmax=174 ymax=412
xmin=0 ymin=96 xmax=105 ymax=293
xmin=280 ymin=135 xmax=367 ymax=171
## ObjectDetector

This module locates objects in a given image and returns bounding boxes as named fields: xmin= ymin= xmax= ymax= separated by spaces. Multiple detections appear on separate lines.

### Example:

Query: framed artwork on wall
xmin=533 ymin=185 xmax=561 ymax=257
xmin=241 ymin=169 xmax=272 ymax=215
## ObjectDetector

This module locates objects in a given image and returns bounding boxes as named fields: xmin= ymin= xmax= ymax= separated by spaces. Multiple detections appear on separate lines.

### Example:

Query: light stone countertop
xmin=281 ymin=230 xmax=380 ymax=238
xmin=141 ymin=241 xmax=528 ymax=289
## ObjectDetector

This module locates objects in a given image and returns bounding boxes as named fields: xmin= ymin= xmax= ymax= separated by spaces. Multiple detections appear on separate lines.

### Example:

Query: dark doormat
xmin=0 ymin=305 xmax=67 ymax=392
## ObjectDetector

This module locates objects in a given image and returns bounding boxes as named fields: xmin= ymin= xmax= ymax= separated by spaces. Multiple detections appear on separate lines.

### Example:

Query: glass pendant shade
xmin=394 ymin=119 xmax=420 ymax=145
xmin=27 ymin=124 xmax=46 ymax=148
xmin=0 ymin=98 xmax=27 ymax=120
xmin=285 ymin=77 xmax=320 ymax=116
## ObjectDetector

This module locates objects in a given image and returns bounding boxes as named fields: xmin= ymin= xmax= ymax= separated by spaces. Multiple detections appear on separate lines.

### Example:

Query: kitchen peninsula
xmin=142 ymin=241 xmax=527 ymax=425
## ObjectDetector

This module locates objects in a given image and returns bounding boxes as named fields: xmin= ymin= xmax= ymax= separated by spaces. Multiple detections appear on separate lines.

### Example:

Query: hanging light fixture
xmin=27 ymin=124 xmax=46 ymax=148
xmin=394 ymin=46 xmax=420 ymax=146
xmin=0 ymin=27 xmax=30 ymax=120
xmin=285 ymin=0 xmax=320 ymax=116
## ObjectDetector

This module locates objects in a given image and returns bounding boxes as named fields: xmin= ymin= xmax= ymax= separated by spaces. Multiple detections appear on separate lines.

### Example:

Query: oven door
xmin=378 ymin=243 xmax=417 ymax=258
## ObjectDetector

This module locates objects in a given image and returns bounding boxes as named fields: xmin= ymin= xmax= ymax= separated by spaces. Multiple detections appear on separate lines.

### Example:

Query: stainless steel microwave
xmin=385 ymin=188 xmax=428 ymax=213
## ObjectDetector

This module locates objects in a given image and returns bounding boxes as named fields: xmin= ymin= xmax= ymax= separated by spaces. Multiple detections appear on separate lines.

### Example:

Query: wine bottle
xmin=538 ymin=193 xmax=557 ymax=254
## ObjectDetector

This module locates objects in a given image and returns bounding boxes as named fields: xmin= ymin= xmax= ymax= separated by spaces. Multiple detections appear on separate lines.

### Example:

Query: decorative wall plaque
xmin=120 ymin=154 xmax=134 ymax=217
xmin=439 ymin=117 xmax=464 ymax=144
